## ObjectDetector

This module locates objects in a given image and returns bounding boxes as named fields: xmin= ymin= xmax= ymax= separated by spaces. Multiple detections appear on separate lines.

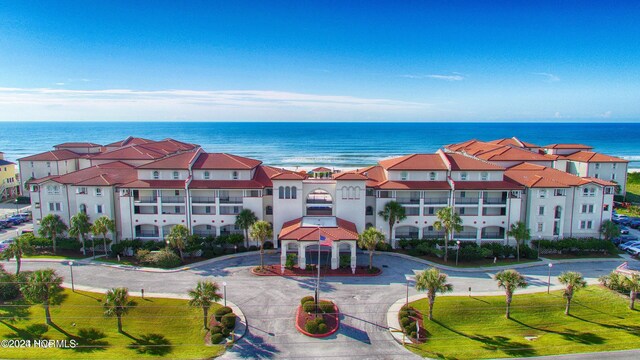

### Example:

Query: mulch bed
xmin=252 ymin=265 xmax=381 ymax=277
xmin=295 ymin=300 xmax=339 ymax=338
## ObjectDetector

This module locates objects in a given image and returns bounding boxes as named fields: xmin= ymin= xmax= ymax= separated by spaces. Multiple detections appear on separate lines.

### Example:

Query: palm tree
xmin=599 ymin=220 xmax=620 ymax=242
xmin=378 ymin=201 xmax=407 ymax=247
xmin=188 ymin=281 xmax=222 ymax=329
xmin=624 ymin=274 xmax=640 ymax=310
xmin=166 ymin=224 xmax=189 ymax=260
xmin=235 ymin=209 xmax=257 ymax=247
xmin=250 ymin=221 xmax=273 ymax=270
xmin=38 ymin=214 xmax=68 ymax=255
xmin=358 ymin=227 xmax=385 ymax=270
xmin=104 ymin=287 xmax=136 ymax=333
xmin=92 ymin=216 xmax=116 ymax=256
xmin=494 ymin=269 xmax=528 ymax=319
xmin=69 ymin=212 xmax=92 ymax=256
xmin=1 ymin=233 xmax=35 ymax=274
xmin=433 ymin=207 xmax=463 ymax=262
xmin=20 ymin=269 xmax=64 ymax=325
xmin=507 ymin=221 xmax=531 ymax=262
xmin=415 ymin=267 xmax=453 ymax=320
xmin=558 ymin=271 xmax=587 ymax=315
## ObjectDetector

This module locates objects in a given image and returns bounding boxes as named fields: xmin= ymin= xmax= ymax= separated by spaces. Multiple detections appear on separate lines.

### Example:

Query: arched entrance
xmin=306 ymin=189 xmax=333 ymax=216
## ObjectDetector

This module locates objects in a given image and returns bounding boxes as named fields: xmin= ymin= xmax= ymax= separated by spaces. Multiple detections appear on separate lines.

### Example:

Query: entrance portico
xmin=279 ymin=216 xmax=359 ymax=274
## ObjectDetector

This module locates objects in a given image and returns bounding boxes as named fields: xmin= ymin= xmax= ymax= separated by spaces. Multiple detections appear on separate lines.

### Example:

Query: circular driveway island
xmin=18 ymin=253 xmax=625 ymax=359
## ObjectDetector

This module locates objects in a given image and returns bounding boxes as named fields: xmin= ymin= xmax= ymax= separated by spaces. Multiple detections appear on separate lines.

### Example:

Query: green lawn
xmin=0 ymin=289 xmax=225 ymax=359
xmin=406 ymin=286 xmax=640 ymax=359
xmin=396 ymin=251 xmax=541 ymax=268
xmin=23 ymin=254 xmax=91 ymax=260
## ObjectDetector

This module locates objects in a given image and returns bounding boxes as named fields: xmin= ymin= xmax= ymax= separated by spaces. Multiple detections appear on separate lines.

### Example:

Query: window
xmin=79 ymin=204 xmax=87 ymax=214
xmin=232 ymin=171 xmax=238 ymax=180
xmin=278 ymin=186 xmax=284 ymax=199
xmin=583 ymin=187 xmax=596 ymax=197
xmin=30 ymin=161 xmax=34 ymax=167
xmin=459 ymin=207 xmax=465 ymax=215
xmin=96 ymin=204 xmax=103 ymax=214
xmin=429 ymin=172 xmax=436 ymax=181
xmin=605 ymin=187 xmax=613 ymax=195
xmin=366 ymin=206 xmax=373 ymax=216
xmin=265 ymin=188 xmax=273 ymax=196
xmin=460 ymin=172 xmax=468 ymax=181
xmin=95 ymin=188 xmax=102 ymax=196
xmin=285 ymin=186 xmax=291 ymax=199
xmin=77 ymin=187 xmax=87 ymax=194
xmin=342 ymin=186 xmax=348 ymax=199
xmin=554 ymin=189 xmax=566 ymax=196
xmin=173 ymin=171 xmax=179 ymax=180
xmin=291 ymin=186 xmax=297 ymax=199
xmin=46 ymin=161 xmax=51 ymax=168
xmin=48 ymin=202 xmax=62 ymax=212
xmin=595 ymin=163 xmax=600 ymax=170
xmin=594 ymin=174 xmax=599 ymax=179
xmin=266 ymin=206 xmax=273 ymax=215
xmin=604 ymin=204 xmax=610 ymax=211
xmin=581 ymin=204 xmax=595 ymax=213
xmin=613 ymin=163 xmax=617 ymax=169
xmin=611 ymin=173 xmax=616 ymax=180
xmin=580 ymin=221 xmax=586 ymax=229
xmin=205 ymin=206 xmax=212 ymax=214
xmin=554 ymin=206 xmax=562 ymax=219
xmin=481 ymin=172 xmax=488 ymax=181
xmin=204 ymin=171 xmax=210 ymax=180
xmin=460 ymin=191 xmax=466 ymax=198
xmin=539 ymin=189 xmax=547 ymax=198
xmin=537 ymin=223 xmax=544 ymax=232
xmin=588 ymin=221 xmax=593 ymax=229
xmin=153 ymin=171 xmax=159 ymax=180
xmin=538 ymin=206 xmax=545 ymax=216
xmin=175 ymin=206 xmax=181 ymax=213
xmin=401 ymin=171 xmax=408 ymax=181
xmin=427 ymin=207 xmax=435 ymax=215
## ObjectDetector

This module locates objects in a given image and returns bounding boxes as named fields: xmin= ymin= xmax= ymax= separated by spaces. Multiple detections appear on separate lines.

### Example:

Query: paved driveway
xmin=17 ymin=252 xmax=630 ymax=359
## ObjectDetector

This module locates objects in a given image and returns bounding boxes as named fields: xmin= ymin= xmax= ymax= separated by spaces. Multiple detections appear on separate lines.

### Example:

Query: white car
xmin=0 ymin=238 xmax=15 ymax=245
xmin=619 ymin=241 xmax=640 ymax=251
xmin=627 ymin=244 xmax=640 ymax=256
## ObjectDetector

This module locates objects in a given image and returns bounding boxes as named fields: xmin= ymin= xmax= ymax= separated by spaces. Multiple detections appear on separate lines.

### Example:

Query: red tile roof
xmin=488 ymin=137 xmax=540 ymax=148
xmin=189 ymin=180 xmax=264 ymax=189
xmin=379 ymin=154 xmax=447 ymax=170
xmin=354 ymin=165 xmax=387 ymax=187
xmin=138 ymin=151 xmax=200 ymax=169
xmin=192 ymin=153 xmax=262 ymax=170
xmin=278 ymin=217 xmax=358 ymax=241
xmin=104 ymin=136 xmax=154 ymax=148
xmin=474 ymin=145 xmax=555 ymax=162
xmin=452 ymin=181 xmax=523 ymax=190
xmin=18 ymin=149 xmax=79 ymax=162
xmin=120 ymin=179 xmax=186 ymax=189
xmin=445 ymin=153 xmax=505 ymax=171
xmin=504 ymin=163 xmax=613 ymax=188
xmin=33 ymin=162 xmax=137 ymax=186
xmin=91 ymin=145 xmax=168 ymax=160
xmin=562 ymin=151 xmax=627 ymax=163
xmin=333 ymin=172 xmax=368 ymax=180
xmin=312 ymin=167 xmax=332 ymax=172
xmin=446 ymin=140 xmax=503 ymax=155
xmin=271 ymin=172 xmax=307 ymax=180
xmin=54 ymin=142 xmax=102 ymax=148
xmin=543 ymin=143 xmax=593 ymax=150
xmin=376 ymin=181 xmax=451 ymax=190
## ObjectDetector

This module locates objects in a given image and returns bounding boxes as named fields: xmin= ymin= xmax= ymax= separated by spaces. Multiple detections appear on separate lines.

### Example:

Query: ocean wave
xmin=620 ymin=155 xmax=640 ymax=161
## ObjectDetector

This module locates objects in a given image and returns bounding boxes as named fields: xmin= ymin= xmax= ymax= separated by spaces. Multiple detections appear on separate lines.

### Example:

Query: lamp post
xmin=547 ymin=263 xmax=553 ymax=294
xmin=165 ymin=239 xmax=170 ymax=250
xmin=222 ymin=281 xmax=227 ymax=307
xmin=14 ymin=199 xmax=19 ymax=215
xmin=68 ymin=261 xmax=75 ymax=292
xmin=456 ymin=240 xmax=461 ymax=266
xmin=315 ymin=224 xmax=321 ymax=318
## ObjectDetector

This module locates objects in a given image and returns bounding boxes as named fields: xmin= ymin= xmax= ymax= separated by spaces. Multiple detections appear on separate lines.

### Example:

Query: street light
xmin=14 ymin=199 xmax=19 ymax=215
xmin=68 ymin=261 xmax=75 ymax=292
xmin=222 ymin=281 xmax=227 ymax=307
xmin=456 ymin=240 xmax=461 ymax=266
xmin=547 ymin=263 xmax=553 ymax=294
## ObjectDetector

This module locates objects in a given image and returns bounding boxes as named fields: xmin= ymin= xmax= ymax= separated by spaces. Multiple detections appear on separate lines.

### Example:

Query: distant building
xmin=0 ymin=152 xmax=19 ymax=200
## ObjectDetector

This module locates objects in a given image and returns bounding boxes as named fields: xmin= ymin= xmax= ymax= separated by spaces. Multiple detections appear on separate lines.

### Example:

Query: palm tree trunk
xmin=388 ymin=223 xmax=393 ymax=247
xmin=103 ymin=235 xmax=108 ymax=255
xmin=45 ymin=304 xmax=52 ymax=325
xmin=444 ymin=234 xmax=449 ymax=262
xmin=92 ymin=238 xmax=96 ymax=258
xmin=80 ymin=235 xmax=86 ymax=255
xmin=630 ymin=290 xmax=636 ymax=310
xmin=505 ymin=294 xmax=512 ymax=319
xmin=369 ymin=250 xmax=373 ymax=270
xmin=260 ymin=243 xmax=265 ymax=269
xmin=15 ymin=255 xmax=21 ymax=275
xmin=203 ymin=307 xmax=209 ymax=329
xmin=244 ymin=229 xmax=249 ymax=248
xmin=516 ymin=240 xmax=520 ymax=262
xmin=52 ymin=234 xmax=57 ymax=254
xmin=117 ymin=315 xmax=122 ymax=333
xmin=179 ymin=249 xmax=184 ymax=260
xmin=565 ymin=298 xmax=571 ymax=315
xmin=428 ymin=298 xmax=435 ymax=320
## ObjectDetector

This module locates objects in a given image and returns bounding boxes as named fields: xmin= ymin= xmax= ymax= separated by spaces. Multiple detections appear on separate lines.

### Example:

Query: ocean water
xmin=1 ymin=122 xmax=639 ymax=170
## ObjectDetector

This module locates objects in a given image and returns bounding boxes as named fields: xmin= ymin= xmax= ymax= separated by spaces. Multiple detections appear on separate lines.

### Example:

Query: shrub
xmin=400 ymin=317 xmax=411 ymax=327
xmin=286 ymin=254 xmax=297 ymax=269
xmin=110 ymin=242 xmax=125 ymax=256
xmin=263 ymin=241 xmax=274 ymax=249
xmin=215 ymin=306 xmax=233 ymax=322
xmin=57 ymin=237 xmax=82 ymax=251
xmin=300 ymin=296 xmax=315 ymax=305
xmin=409 ymin=331 xmax=417 ymax=339
xmin=153 ymin=249 xmax=182 ymax=268
xmin=210 ymin=333 xmax=225 ymax=344
xmin=236 ymin=245 xmax=247 ymax=253
xmin=458 ymin=245 xmax=491 ymax=262
xmin=135 ymin=249 xmax=151 ymax=262
xmin=221 ymin=313 xmax=236 ymax=329
xmin=319 ymin=301 xmax=334 ymax=313
xmin=29 ymin=237 xmax=52 ymax=249
xmin=0 ymin=268 xmax=20 ymax=301
xmin=397 ymin=239 xmax=409 ymax=250
xmin=226 ymin=234 xmax=244 ymax=247
xmin=534 ymin=238 xmax=615 ymax=255
xmin=376 ymin=242 xmax=391 ymax=252
xmin=339 ymin=254 xmax=351 ymax=268
xmin=141 ymin=240 xmax=162 ymax=251
xmin=303 ymin=301 xmax=317 ymax=313
xmin=305 ymin=320 xmax=319 ymax=334
xmin=399 ymin=309 xmax=409 ymax=318
xmin=317 ymin=323 xmax=328 ymax=334
xmin=520 ymin=245 xmax=538 ymax=259
xmin=599 ymin=271 xmax=630 ymax=293
xmin=416 ymin=242 xmax=434 ymax=256
xmin=248 ymin=245 xmax=258 ymax=251
xmin=210 ymin=325 xmax=222 ymax=334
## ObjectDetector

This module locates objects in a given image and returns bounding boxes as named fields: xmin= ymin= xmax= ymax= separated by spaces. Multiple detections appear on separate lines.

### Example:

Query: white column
xmin=280 ymin=240 xmax=288 ymax=273
xmin=331 ymin=241 xmax=339 ymax=270
xmin=350 ymin=241 xmax=357 ymax=274
xmin=298 ymin=242 xmax=306 ymax=269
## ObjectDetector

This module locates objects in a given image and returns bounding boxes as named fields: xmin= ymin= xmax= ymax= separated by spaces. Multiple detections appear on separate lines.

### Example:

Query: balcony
xmin=135 ymin=196 xmax=157 ymax=203
xmin=424 ymin=197 xmax=448 ymax=205
xmin=219 ymin=197 xmax=243 ymax=204
xmin=194 ymin=230 xmax=216 ymax=237
xmin=481 ymin=232 xmax=505 ymax=240
xmin=220 ymin=206 xmax=242 ymax=215
xmin=191 ymin=196 xmax=216 ymax=204
xmin=455 ymin=197 xmax=479 ymax=205
xmin=396 ymin=198 xmax=420 ymax=205
xmin=404 ymin=207 xmax=420 ymax=216
xmin=483 ymin=198 xmax=507 ymax=205
xmin=395 ymin=232 xmax=419 ymax=239
xmin=455 ymin=232 xmax=477 ymax=239
xmin=136 ymin=230 xmax=159 ymax=238
xmin=306 ymin=198 xmax=333 ymax=204
xmin=161 ymin=196 xmax=185 ymax=203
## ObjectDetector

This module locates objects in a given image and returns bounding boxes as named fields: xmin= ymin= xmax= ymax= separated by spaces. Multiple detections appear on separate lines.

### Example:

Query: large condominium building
xmin=20 ymin=135 xmax=621 ymax=270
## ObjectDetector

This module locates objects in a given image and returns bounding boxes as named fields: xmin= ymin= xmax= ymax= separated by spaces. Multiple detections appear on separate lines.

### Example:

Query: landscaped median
xmin=394 ymin=286 xmax=640 ymax=359
xmin=295 ymin=296 xmax=339 ymax=337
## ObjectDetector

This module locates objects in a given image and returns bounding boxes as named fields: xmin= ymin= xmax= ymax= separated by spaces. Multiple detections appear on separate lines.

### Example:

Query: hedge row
xmin=532 ymin=238 xmax=616 ymax=255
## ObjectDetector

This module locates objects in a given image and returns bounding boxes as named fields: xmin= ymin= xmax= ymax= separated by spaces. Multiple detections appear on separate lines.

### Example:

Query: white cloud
xmin=55 ymin=82 xmax=65 ymax=86
xmin=401 ymin=73 xmax=465 ymax=81
xmin=533 ymin=72 xmax=560 ymax=82
xmin=599 ymin=110 xmax=612 ymax=118
xmin=0 ymin=87 xmax=432 ymax=121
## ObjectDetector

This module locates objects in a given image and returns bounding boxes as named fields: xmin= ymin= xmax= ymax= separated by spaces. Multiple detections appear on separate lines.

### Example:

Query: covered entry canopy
xmin=278 ymin=216 xmax=359 ymax=273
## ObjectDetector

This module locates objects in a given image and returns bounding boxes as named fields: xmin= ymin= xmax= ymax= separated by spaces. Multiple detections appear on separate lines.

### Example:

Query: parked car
xmin=612 ymin=235 xmax=639 ymax=245
xmin=619 ymin=240 xmax=640 ymax=251
xmin=629 ymin=219 xmax=640 ymax=229
xmin=620 ymin=226 xmax=630 ymax=235
xmin=0 ymin=220 xmax=12 ymax=229
xmin=7 ymin=216 xmax=24 ymax=225
xmin=0 ymin=238 xmax=15 ymax=246
xmin=626 ymin=244 xmax=640 ymax=256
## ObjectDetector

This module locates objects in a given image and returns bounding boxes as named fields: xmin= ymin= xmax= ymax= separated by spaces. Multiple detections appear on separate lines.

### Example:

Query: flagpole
xmin=316 ymin=225 xmax=321 ymax=318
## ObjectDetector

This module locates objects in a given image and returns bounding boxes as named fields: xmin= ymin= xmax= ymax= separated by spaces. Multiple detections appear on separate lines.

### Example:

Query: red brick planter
xmin=295 ymin=300 xmax=340 ymax=338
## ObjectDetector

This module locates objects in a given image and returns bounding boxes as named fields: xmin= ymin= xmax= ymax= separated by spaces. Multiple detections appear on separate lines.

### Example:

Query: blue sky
xmin=0 ymin=1 xmax=639 ymax=121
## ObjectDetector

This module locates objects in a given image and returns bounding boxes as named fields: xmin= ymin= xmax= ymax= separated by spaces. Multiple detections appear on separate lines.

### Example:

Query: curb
xmin=376 ymin=251 xmax=630 ymax=272
xmin=295 ymin=300 xmax=340 ymax=338
xmin=59 ymin=283 xmax=248 ymax=343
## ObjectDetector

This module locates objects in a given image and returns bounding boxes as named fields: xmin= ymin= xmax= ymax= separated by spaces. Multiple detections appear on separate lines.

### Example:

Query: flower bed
xmin=295 ymin=298 xmax=339 ymax=338
xmin=398 ymin=306 xmax=427 ymax=343
xmin=252 ymin=264 xmax=381 ymax=277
